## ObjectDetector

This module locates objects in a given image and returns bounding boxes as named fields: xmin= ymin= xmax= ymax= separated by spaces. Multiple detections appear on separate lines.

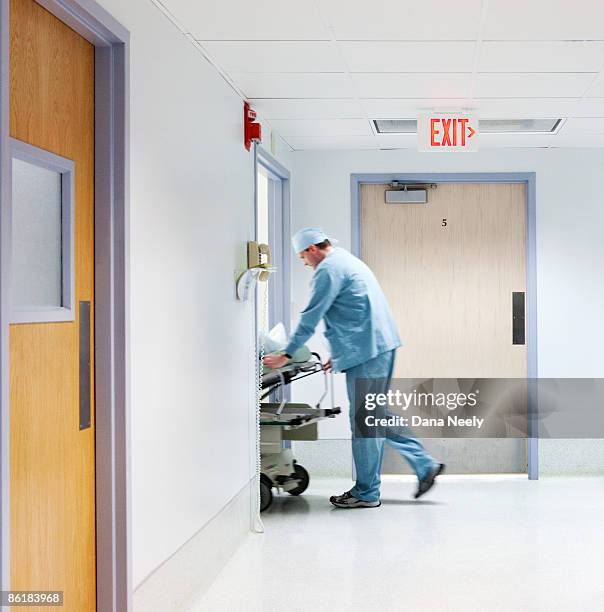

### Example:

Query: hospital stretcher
xmin=260 ymin=350 xmax=341 ymax=512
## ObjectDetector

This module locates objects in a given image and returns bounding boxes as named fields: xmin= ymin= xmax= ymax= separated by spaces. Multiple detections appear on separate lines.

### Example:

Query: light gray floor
xmin=188 ymin=475 xmax=604 ymax=611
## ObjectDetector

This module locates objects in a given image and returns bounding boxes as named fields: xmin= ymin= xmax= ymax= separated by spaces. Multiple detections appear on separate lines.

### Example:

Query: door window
xmin=10 ymin=139 xmax=75 ymax=323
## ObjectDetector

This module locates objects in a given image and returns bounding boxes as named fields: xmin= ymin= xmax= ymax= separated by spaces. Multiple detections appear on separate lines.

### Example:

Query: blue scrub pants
xmin=346 ymin=350 xmax=437 ymax=502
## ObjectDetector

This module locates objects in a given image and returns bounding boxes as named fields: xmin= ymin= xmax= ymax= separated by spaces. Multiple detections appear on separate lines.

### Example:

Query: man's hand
xmin=323 ymin=358 xmax=333 ymax=372
xmin=263 ymin=353 xmax=289 ymax=370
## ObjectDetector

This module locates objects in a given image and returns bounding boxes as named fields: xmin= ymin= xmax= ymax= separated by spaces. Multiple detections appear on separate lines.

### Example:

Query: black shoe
xmin=330 ymin=491 xmax=381 ymax=508
xmin=414 ymin=463 xmax=445 ymax=499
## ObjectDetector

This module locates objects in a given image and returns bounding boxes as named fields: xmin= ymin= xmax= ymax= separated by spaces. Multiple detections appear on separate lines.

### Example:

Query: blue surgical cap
xmin=292 ymin=227 xmax=337 ymax=253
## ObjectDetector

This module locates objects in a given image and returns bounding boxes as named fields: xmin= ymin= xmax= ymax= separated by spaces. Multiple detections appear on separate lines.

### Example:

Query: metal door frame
xmin=0 ymin=0 xmax=131 ymax=609
xmin=351 ymin=172 xmax=538 ymax=479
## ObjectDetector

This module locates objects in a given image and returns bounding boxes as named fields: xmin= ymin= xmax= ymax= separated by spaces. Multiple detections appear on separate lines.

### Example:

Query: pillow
xmin=258 ymin=322 xmax=287 ymax=354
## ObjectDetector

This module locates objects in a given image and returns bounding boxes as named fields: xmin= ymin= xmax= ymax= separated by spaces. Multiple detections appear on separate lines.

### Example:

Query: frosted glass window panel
xmin=12 ymin=158 xmax=63 ymax=309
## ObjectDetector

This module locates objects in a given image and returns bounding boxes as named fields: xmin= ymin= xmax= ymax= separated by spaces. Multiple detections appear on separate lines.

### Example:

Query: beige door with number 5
xmin=361 ymin=182 xmax=527 ymax=473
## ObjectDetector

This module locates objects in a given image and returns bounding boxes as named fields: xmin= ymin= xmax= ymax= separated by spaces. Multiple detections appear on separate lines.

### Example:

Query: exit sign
xmin=418 ymin=113 xmax=479 ymax=152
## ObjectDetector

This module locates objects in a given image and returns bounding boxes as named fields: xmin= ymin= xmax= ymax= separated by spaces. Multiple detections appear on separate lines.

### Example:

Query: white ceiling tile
xmin=251 ymin=99 xmax=365 ymax=119
xmin=231 ymin=73 xmax=354 ymax=99
xmin=573 ymin=98 xmax=604 ymax=116
xmin=200 ymin=41 xmax=345 ymax=73
xmin=558 ymin=118 xmax=604 ymax=135
xmin=484 ymin=0 xmax=604 ymax=40
xmin=479 ymin=42 xmax=604 ymax=73
xmin=340 ymin=42 xmax=475 ymax=72
xmin=473 ymin=98 xmax=579 ymax=118
xmin=352 ymin=73 xmax=472 ymax=98
xmin=478 ymin=134 xmax=553 ymax=148
xmin=362 ymin=97 xmax=604 ymax=121
xmin=584 ymin=73 xmax=604 ymax=97
xmin=550 ymin=133 xmax=604 ymax=147
xmin=268 ymin=119 xmax=373 ymax=137
xmin=285 ymin=136 xmax=377 ymax=150
xmin=323 ymin=0 xmax=482 ymax=40
xmin=362 ymin=98 xmax=582 ymax=120
xmin=475 ymin=73 xmax=594 ymax=98
xmin=162 ymin=0 xmax=329 ymax=40
xmin=362 ymin=99 xmax=475 ymax=118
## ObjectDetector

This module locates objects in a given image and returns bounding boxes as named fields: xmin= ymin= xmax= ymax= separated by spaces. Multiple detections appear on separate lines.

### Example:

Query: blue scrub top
xmin=284 ymin=247 xmax=401 ymax=372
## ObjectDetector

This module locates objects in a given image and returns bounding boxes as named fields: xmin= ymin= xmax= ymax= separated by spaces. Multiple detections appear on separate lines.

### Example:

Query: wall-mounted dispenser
xmin=236 ymin=241 xmax=275 ymax=301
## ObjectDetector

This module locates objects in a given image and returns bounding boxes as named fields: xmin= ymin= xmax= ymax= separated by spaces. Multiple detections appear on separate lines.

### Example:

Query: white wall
xmin=290 ymin=147 xmax=604 ymax=473
xmin=96 ymin=0 xmax=291 ymax=591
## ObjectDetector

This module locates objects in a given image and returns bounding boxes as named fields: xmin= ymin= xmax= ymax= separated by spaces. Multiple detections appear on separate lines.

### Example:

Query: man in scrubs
xmin=264 ymin=228 xmax=444 ymax=508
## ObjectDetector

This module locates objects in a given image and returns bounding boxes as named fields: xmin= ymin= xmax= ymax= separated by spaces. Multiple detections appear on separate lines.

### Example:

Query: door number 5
xmin=442 ymin=218 xmax=447 ymax=227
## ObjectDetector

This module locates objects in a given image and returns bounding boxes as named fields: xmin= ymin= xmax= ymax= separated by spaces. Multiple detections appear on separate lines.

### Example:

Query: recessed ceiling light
xmin=373 ymin=118 xmax=562 ymax=134
xmin=373 ymin=119 xmax=417 ymax=134
xmin=480 ymin=119 xmax=562 ymax=133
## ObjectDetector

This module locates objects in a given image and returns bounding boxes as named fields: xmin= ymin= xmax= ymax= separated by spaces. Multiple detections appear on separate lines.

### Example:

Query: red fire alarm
xmin=244 ymin=101 xmax=262 ymax=151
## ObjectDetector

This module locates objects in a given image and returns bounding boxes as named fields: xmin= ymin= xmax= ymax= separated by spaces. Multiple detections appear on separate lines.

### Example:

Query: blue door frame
xmin=254 ymin=145 xmax=292 ymax=408
xmin=255 ymin=146 xmax=292 ymax=337
xmin=351 ymin=172 xmax=538 ymax=480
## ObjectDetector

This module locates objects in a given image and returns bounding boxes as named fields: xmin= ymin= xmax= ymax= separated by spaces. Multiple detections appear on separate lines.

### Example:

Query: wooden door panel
xmin=9 ymin=0 xmax=95 ymax=610
xmin=361 ymin=182 xmax=528 ymax=474
xmin=361 ymin=183 xmax=527 ymax=378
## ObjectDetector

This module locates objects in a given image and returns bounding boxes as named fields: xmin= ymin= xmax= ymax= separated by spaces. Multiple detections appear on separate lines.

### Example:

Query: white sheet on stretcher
xmin=259 ymin=323 xmax=312 ymax=367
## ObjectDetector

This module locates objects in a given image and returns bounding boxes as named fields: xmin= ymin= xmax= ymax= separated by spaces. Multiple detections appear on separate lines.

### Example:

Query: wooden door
xmin=9 ymin=0 xmax=96 ymax=609
xmin=361 ymin=183 xmax=527 ymax=472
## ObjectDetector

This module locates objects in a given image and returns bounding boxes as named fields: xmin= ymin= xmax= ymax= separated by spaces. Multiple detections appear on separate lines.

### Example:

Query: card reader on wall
xmin=236 ymin=241 xmax=276 ymax=302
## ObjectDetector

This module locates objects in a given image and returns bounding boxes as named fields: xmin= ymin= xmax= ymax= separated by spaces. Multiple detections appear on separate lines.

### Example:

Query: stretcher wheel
xmin=288 ymin=463 xmax=309 ymax=496
xmin=260 ymin=474 xmax=273 ymax=512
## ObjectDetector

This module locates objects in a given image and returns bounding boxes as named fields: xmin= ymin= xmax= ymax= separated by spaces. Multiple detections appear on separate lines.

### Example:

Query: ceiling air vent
xmin=373 ymin=118 xmax=562 ymax=134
